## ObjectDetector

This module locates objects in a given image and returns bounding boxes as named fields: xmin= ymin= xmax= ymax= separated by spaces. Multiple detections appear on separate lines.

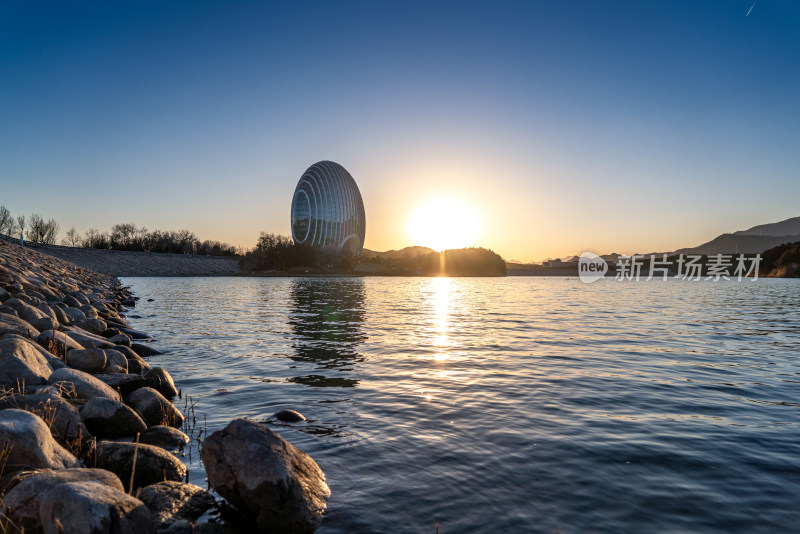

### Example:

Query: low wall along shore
xmin=0 ymin=240 xmax=330 ymax=533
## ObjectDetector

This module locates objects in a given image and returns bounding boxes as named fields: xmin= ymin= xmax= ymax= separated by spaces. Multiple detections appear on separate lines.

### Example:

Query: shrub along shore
xmin=0 ymin=240 xmax=330 ymax=534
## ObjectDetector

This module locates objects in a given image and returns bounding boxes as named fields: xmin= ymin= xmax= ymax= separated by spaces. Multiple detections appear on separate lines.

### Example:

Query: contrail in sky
xmin=746 ymin=0 xmax=758 ymax=16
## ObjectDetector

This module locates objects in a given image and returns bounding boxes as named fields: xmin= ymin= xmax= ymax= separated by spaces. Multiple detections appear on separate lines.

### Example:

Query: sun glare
xmin=407 ymin=198 xmax=479 ymax=251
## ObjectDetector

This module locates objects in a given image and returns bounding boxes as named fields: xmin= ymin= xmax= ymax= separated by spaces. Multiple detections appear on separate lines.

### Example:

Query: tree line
xmin=0 ymin=205 xmax=238 ymax=256
xmin=0 ymin=206 xmax=60 ymax=244
xmin=762 ymin=241 xmax=800 ymax=277
xmin=239 ymin=232 xmax=349 ymax=271
xmin=79 ymin=223 xmax=239 ymax=256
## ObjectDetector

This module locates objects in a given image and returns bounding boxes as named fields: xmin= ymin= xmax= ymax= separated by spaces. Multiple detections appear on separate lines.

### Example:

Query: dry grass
xmin=28 ymin=400 xmax=57 ymax=431
xmin=128 ymin=432 xmax=141 ymax=495
xmin=0 ymin=507 xmax=25 ymax=534
xmin=42 ymin=331 xmax=68 ymax=362
xmin=179 ymin=395 xmax=207 ymax=483
xmin=0 ymin=379 xmax=26 ymax=401
xmin=0 ymin=441 xmax=12 ymax=484
xmin=64 ymin=426 xmax=95 ymax=462
xmin=0 ymin=441 xmax=22 ymax=534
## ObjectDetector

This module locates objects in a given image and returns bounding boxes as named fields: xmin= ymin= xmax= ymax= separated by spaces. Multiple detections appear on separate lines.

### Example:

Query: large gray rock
xmin=101 ymin=327 xmax=124 ymax=338
xmin=66 ymin=348 xmax=107 ymax=374
xmin=144 ymin=367 xmax=178 ymax=399
xmin=48 ymin=305 xmax=69 ymax=325
xmin=122 ymin=347 xmax=150 ymax=374
xmin=110 ymin=343 xmax=141 ymax=361
xmin=80 ymin=397 xmax=147 ymax=438
xmin=64 ymin=328 xmax=114 ymax=349
xmin=107 ymin=333 xmax=131 ymax=346
xmin=38 ymin=481 xmax=155 ymax=534
xmin=139 ymin=481 xmax=216 ymax=530
xmin=94 ymin=373 xmax=146 ymax=396
xmin=0 ymin=394 xmax=90 ymax=445
xmin=2 ymin=468 xmax=124 ymax=532
xmin=63 ymin=295 xmax=83 ymax=308
xmin=35 ymin=301 xmax=58 ymax=315
xmin=200 ymin=418 xmax=330 ymax=533
xmin=4 ymin=333 xmax=68 ymax=371
xmin=62 ymin=306 xmax=87 ymax=323
xmin=0 ymin=409 xmax=78 ymax=474
xmin=139 ymin=425 xmax=190 ymax=451
xmin=120 ymin=327 xmax=151 ymax=340
xmin=79 ymin=304 xmax=99 ymax=319
xmin=30 ymin=316 xmax=58 ymax=333
xmin=47 ymin=368 xmax=121 ymax=401
xmin=3 ymin=298 xmax=48 ymax=324
xmin=67 ymin=292 xmax=89 ymax=306
xmin=102 ymin=348 xmax=128 ymax=374
xmin=76 ymin=318 xmax=108 ymax=336
xmin=0 ymin=334 xmax=54 ymax=388
xmin=0 ymin=312 xmax=39 ymax=338
xmin=0 ymin=304 xmax=19 ymax=317
xmin=94 ymin=441 xmax=187 ymax=491
xmin=125 ymin=387 xmax=183 ymax=428
xmin=131 ymin=343 xmax=162 ymax=357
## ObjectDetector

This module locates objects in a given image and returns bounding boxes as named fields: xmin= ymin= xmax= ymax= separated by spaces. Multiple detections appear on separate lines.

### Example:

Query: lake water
xmin=119 ymin=276 xmax=800 ymax=533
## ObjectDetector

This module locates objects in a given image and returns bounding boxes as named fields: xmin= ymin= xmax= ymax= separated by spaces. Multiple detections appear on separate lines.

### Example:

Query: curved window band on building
xmin=290 ymin=161 xmax=366 ymax=256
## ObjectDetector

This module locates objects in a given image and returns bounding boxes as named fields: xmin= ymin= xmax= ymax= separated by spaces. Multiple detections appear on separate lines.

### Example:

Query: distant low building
xmin=543 ymin=258 xmax=579 ymax=268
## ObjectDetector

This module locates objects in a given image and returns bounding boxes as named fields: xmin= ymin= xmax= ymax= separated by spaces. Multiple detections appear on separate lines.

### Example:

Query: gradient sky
xmin=1 ymin=1 xmax=799 ymax=261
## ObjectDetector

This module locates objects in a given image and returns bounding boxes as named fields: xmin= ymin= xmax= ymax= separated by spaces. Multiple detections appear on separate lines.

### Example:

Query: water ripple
xmin=121 ymin=276 xmax=800 ymax=533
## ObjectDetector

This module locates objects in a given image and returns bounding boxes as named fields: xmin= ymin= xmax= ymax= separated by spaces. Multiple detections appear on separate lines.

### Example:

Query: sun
xmin=407 ymin=198 xmax=480 ymax=251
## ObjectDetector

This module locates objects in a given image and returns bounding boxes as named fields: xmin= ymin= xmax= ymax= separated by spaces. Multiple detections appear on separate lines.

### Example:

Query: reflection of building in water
xmin=288 ymin=278 xmax=366 ymax=387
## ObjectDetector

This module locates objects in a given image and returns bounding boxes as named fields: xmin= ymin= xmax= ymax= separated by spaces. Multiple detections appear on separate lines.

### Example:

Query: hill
xmin=358 ymin=246 xmax=506 ymax=276
xmin=733 ymin=216 xmax=800 ymax=237
xmin=672 ymin=215 xmax=800 ymax=256
xmin=672 ymin=233 xmax=800 ymax=256
xmin=762 ymin=241 xmax=800 ymax=277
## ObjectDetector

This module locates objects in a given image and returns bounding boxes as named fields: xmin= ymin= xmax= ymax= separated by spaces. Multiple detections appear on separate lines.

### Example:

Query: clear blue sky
xmin=1 ymin=1 xmax=798 ymax=260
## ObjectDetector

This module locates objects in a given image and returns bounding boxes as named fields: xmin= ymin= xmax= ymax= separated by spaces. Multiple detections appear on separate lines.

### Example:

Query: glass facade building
xmin=290 ymin=161 xmax=366 ymax=256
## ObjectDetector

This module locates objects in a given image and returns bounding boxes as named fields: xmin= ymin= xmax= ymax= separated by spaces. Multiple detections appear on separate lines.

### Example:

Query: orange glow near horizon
xmin=407 ymin=197 xmax=480 ymax=252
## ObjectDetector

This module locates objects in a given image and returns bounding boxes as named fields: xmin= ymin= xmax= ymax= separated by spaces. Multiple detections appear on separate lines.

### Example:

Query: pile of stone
xmin=0 ymin=241 xmax=329 ymax=533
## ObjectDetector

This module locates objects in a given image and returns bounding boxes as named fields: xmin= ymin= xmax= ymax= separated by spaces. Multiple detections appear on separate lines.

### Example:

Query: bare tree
xmin=16 ymin=214 xmax=26 ymax=238
xmin=111 ymin=223 xmax=137 ymax=249
xmin=24 ymin=214 xmax=59 ymax=244
xmin=26 ymin=214 xmax=44 ymax=242
xmin=83 ymin=228 xmax=110 ymax=249
xmin=43 ymin=218 xmax=60 ymax=244
xmin=62 ymin=226 xmax=82 ymax=247
xmin=0 ymin=206 xmax=14 ymax=235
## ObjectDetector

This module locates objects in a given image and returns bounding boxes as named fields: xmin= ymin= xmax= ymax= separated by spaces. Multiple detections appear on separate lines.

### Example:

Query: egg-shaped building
xmin=290 ymin=161 xmax=366 ymax=256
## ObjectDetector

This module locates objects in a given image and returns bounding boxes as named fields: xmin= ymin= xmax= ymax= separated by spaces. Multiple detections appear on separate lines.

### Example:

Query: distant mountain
xmin=525 ymin=217 xmax=800 ymax=262
xmin=733 ymin=216 xmax=800 ymax=237
xmin=672 ymin=216 xmax=800 ymax=256
xmin=673 ymin=234 xmax=800 ymax=256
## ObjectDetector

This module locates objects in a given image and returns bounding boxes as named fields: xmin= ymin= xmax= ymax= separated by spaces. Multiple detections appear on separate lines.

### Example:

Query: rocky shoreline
xmin=0 ymin=240 xmax=329 ymax=534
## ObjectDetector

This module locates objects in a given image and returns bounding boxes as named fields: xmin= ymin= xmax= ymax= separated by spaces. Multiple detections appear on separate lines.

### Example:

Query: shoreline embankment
xmin=13 ymin=241 xmax=242 ymax=277
xmin=0 ymin=240 xmax=330 ymax=533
